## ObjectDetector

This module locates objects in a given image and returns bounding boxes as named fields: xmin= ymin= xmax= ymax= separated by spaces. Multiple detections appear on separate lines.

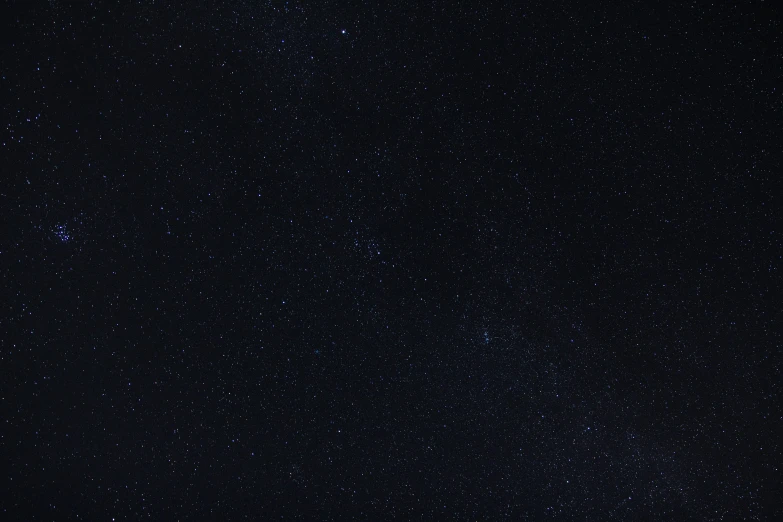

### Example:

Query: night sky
xmin=2 ymin=1 xmax=781 ymax=520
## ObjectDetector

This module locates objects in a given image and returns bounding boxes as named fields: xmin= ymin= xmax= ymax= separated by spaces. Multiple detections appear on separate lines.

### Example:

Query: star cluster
xmin=53 ymin=224 xmax=71 ymax=242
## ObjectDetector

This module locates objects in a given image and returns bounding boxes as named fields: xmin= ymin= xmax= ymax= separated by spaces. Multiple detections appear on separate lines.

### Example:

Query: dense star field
xmin=2 ymin=2 xmax=781 ymax=520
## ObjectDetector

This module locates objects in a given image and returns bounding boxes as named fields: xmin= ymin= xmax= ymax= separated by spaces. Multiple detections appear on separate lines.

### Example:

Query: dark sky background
xmin=2 ymin=1 xmax=781 ymax=520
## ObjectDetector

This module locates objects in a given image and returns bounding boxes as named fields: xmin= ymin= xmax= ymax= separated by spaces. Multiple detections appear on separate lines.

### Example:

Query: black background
xmin=2 ymin=1 xmax=781 ymax=520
